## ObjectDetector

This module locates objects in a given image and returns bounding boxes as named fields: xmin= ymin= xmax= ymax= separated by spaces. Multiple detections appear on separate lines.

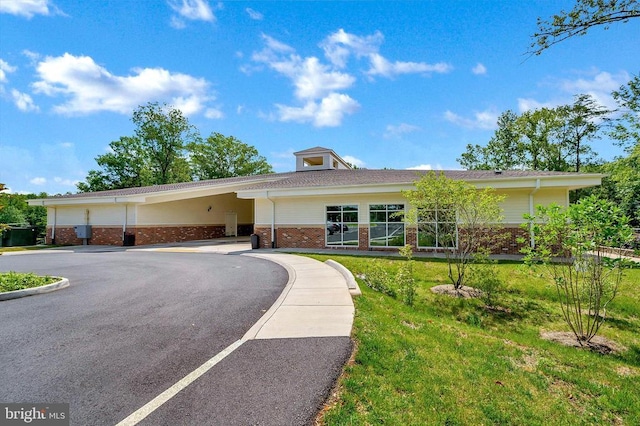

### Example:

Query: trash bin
xmin=123 ymin=233 xmax=135 ymax=247
xmin=250 ymin=234 xmax=260 ymax=249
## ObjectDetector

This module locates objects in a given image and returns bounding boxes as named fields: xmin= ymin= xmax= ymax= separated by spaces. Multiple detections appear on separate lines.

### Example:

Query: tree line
xmin=77 ymin=102 xmax=273 ymax=192
xmin=457 ymin=76 xmax=640 ymax=226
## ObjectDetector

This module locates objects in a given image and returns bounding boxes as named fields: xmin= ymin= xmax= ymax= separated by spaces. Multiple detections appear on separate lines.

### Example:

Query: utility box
xmin=74 ymin=225 xmax=92 ymax=239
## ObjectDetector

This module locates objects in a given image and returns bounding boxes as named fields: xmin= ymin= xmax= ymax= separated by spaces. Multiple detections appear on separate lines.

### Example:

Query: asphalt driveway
xmin=0 ymin=251 xmax=291 ymax=425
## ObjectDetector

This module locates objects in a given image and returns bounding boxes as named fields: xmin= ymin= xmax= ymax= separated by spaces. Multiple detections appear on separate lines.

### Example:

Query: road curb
xmin=325 ymin=259 xmax=361 ymax=296
xmin=0 ymin=277 xmax=69 ymax=301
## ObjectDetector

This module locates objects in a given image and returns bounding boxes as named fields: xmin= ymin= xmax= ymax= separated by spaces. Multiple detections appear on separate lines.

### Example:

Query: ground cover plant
xmin=308 ymin=255 xmax=640 ymax=425
xmin=0 ymin=272 xmax=57 ymax=293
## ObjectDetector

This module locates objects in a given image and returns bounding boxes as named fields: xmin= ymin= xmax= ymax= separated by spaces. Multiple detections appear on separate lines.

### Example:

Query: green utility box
xmin=0 ymin=226 xmax=37 ymax=247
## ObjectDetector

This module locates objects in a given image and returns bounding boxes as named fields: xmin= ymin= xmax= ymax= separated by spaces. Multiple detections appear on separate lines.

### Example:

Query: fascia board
xmin=27 ymin=196 xmax=146 ymax=206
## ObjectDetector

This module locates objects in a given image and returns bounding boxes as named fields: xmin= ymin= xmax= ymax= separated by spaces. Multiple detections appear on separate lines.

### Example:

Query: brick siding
xmin=47 ymin=224 xmax=253 ymax=246
xmin=252 ymin=225 xmax=529 ymax=255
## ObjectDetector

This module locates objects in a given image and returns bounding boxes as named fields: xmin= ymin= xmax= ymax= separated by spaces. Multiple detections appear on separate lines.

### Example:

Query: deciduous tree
xmin=403 ymin=172 xmax=506 ymax=291
xmin=530 ymin=0 xmax=640 ymax=56
xmin=189 ymin=133 xmax=273 ymax=180
xmin=522 ymin=196 xmax=634 ymax=345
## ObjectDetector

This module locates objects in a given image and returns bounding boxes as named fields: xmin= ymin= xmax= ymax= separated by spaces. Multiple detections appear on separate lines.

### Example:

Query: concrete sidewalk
xmin=134 ymin=241 xmax=357 ymax=340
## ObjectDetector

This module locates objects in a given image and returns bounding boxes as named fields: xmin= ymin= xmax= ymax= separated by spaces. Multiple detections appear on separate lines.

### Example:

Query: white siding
xmin=256 ymin=189 xmax=568 ymax=227
xmin=49 ymin=205 xmax=134 ymax=226
xmin=137 ymin=193 xmax=253 ymax=225
xmin=256 ymin=193 xmax=408 ymax=226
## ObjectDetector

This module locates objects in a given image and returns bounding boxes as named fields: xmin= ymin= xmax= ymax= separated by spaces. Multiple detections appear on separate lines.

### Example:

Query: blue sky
xmin=1 ymin=0 xmax=638 ymax=195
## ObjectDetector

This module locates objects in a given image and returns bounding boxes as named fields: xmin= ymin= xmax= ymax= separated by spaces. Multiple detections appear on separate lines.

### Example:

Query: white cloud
xmin=383 ymin=123 xmax=421 ymax=139
xmin=0 ymin=0 xmax=57 ymax=18
xmin=168 ymin=0 xmax=214 ymax=28
xmin=472 ymin=63 xmax=487 ymax=75
xmin=559 ymin=70 xmax=629 ymax=110
xmin=11 ymin=89 xmax=39 ymax=111
xmin=367 ymin=53 xmax=452 ymax=79
xmin=204 ymin=107 xmax=223 ymax=119
xmin=342 ymin=155 xmax=365 ymax=168
xmin=251 ymin=30 xmax=450 ymax=127
xmin=321 ymin=29 xmax=384 ymax=68
xmin=321 ymin=28 xmax=452 ymax=79
xmin=276 ymin=93 xmax=360 ymax=127
xmin=517 ymin=97 xmax=557 ymax=112
xmin=53 ymin=176 xmax=80 ymax=186
xmin=246 ymin=8 xmax=263 ymax=20
xmin=252 ymin=35 xmax=358 ymax=127
xmin=0 ymin=59 xmax=17 ymax=83
xmin=444 ymin=109 xmax=498 ymax=130
xmin=31 ymin=53 xmax=214 ymax=116
xmin=407 ymin=164 xmax=434 ymax=170
xmin=518 ymin=70 xmax=630 ymax=113
xmin=30 ymin=177 xmax=47 ymax=185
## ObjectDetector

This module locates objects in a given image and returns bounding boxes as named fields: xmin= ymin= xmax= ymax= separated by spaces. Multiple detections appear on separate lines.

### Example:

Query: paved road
xmin=0 ymin=251 xmax=292 ymax=425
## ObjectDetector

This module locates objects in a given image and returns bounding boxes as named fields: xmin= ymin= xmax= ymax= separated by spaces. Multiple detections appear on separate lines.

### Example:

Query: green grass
xmin=0 ymin=272 xmax=58 ymax=292
xmin=0 ymin=245 xmax=58 ymax=253
xmin=305 ymin=255 xmax=640 ymax=425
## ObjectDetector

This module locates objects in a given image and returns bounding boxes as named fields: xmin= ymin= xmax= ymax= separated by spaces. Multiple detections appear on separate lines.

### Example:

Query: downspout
xmin=122 ymin=203 xmax=128 ymax=242
xmin=266 ymin=191 xmax=275 ymax=248
xmin=51 ymin=207 xmax=57 ymax=244
xmin=529 ymin=178 xmax=541 ymax=247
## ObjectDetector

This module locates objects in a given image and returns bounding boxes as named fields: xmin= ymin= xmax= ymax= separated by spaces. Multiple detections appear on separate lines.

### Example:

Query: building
xmin=29 ymin=147 xmax=603 ymax=254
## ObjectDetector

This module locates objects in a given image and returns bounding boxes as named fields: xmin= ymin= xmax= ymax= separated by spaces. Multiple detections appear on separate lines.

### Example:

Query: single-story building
xmin=29 ymin=147 xmax=603 ymax=254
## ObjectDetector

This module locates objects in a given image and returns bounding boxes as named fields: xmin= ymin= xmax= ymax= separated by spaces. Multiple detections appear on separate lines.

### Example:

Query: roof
xmin=30 ymin=168 xmax=602 ymax=205
xmin=237 ymin=169 xmax=586 ymax=191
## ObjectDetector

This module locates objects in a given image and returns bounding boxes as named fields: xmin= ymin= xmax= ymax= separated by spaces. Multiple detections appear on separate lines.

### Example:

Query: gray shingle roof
xmin=40 ymin=168 xmax=589 ymax=200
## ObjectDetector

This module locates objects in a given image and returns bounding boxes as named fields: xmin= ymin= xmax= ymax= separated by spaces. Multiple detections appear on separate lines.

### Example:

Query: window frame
xmin=325 ymin=204 xmax=359 ymax=247
xmin=368 ymin=203 xmax=406 ymax=248
xmin=416 ymin=208 xmax=458 ymax=249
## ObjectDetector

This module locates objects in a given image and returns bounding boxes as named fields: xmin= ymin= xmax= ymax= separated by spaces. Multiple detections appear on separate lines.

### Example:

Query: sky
xmin=1 ymin=0 xmax=638 ymax=195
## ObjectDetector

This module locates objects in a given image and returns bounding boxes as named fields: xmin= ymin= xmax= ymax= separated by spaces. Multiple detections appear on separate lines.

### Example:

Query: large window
xmin=326 ymin=205 xmax=359 ymax=246
xmin=369 ymin=204 xmax=405 ymax=247
xmin=417 ymin=209 xmax=457 ymax=248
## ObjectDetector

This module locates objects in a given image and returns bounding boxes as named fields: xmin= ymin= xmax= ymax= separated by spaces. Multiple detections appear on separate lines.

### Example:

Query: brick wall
xmin=47 ymin=224 xmax=253 ymax=246
xmin=252 ymin=224 xmax=530 ymax=255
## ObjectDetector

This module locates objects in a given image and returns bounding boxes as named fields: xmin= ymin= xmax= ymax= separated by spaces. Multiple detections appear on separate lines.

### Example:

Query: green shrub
xmin=0 ymin=272 xmax=56 ymax=292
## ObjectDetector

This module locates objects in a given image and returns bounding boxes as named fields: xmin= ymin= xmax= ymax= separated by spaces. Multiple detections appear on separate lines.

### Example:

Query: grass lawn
xmin=0 ymin=245 xmax=58 ymax=254
xmin=306 ymin=255 xmax=640 ymax=425
xmin=0 ymin=272 xmax=58 ymax=293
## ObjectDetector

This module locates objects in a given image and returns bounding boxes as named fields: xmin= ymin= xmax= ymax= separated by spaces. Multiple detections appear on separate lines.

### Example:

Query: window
xmin=369 ymin=204 xmax=405 ymax=247
xmin=326 ymin=205 xmax=358 ymax=246
xmin=417 ymin=209 xmax=457 ymax=248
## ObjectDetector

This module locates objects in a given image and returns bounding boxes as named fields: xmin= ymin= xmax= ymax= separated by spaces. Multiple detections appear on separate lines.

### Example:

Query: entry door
xmin=225 ymin=212 xmax=237 ymax=237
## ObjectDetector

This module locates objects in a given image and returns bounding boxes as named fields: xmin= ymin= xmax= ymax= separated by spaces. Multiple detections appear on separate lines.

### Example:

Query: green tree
xmin=557 ymin=94 xmax=611 ymax=172
xmin=522 ymin=196 xmax=634 ymax=345
xmin=530 ymin=0 xmax=640 ymax=56
xmin=458 ymin=110 xmax=523 ymax=170
xmin=458 ymin=98 xmax=609 ymax=172
xmin=403 ymin=172 xmax=506 ymax=291
xmin=78 ymin=103 xmax=197 ymax=192
xmin=188 ymin=132 xmax=273 ymax=180
xmin=77 ymin=137 xmax=151 ymax=192
xmin=132 ymin=102 xmax=196 ymax=185
xmin=609 ymin=74 xmax=640 ymax=151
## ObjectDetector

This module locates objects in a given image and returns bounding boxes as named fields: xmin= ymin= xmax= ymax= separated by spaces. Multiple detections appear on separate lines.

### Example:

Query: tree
xmin=77 ymin=137 xmax=151 ymax=192
xmin=557 ymin=94 xmax=611 ymax=172
xmin=403 ymin=172 xmax=506 ymax=291
xmin=458 ymin=97 xmax=609 ymax=172
xmin=522 ymin=196 xmax=634 ymax=345
xmin=609 ymin=74 xmax=640 ymax=151
xmin=189 ymin=133 xmax=273 ymax=180
xmin=458 ymin=111 xmax=523 ymax=170
xmin=132 ymin=102 xmax=196 ymax=185
xmin=530 ymin=0 xmax=640 ymax=56
xmin=78 ymin=102 xmax=197 ymax=192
